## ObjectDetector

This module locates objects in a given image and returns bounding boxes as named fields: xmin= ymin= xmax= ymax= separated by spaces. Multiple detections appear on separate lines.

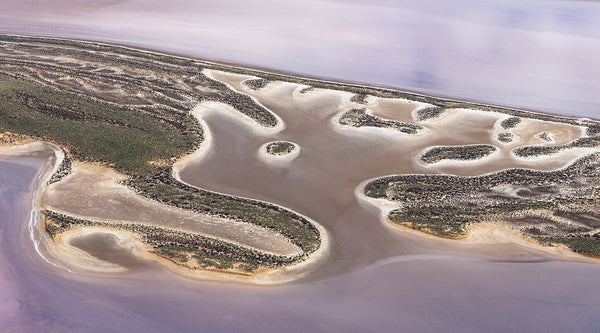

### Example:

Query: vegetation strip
xmin=45 ymin=211 xmax=297 ymax=272
xmin=514 ymin=137 xmax=600 ymax=158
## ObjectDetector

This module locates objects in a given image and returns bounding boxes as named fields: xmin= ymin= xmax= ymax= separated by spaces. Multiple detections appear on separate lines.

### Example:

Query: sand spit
xmin=203 ymin=69 xmax=286 ymax=133
xmin=44 ymin=162 xmax=301 ymax=257
xmin=1 ymin=135 xmax=327 ymax=284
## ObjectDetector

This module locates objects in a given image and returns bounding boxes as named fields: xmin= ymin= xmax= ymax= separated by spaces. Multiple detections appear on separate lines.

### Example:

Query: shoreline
xmin=1 ymin=33 xmax=597 ymax=123
xmin=1 ymin=34 xmax=599 ymax=283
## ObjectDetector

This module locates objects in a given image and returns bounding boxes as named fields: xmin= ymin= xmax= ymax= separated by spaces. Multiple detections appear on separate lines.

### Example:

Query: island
xmin=1 ymin=34 xmax=600 ymax=283
xmin=266 ymin=141 xmax=297 ymax=156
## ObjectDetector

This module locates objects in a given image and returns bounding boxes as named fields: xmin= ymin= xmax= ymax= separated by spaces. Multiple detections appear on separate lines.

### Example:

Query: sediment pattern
xmin=45 ymin=211 xmax=297 ymax=272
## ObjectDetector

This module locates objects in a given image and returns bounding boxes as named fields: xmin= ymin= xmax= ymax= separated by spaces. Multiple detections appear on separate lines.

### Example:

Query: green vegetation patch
xmin=416 ymin=107 xmax=446 ymax=121
xmin=390 ymin=206 xmax=471 ymax=238
xmin=47 ymin=149 xmax=72 ymax=184
xmin=365 ymin=153 xmax=600 ymax=250
xmin=244 ymin=78 xmax=271 ymax=90
xmin=501 ymin=116 xmax=521 ymax=129
xmin=128 ymin=169 xmax=320 ymax=253
xmin=420 ymin=144 xmax=497 ymax=164
xmin=537 ymin=235 xmax=600 ymax=257
xmin=0 ymin=39 xmax=322 ymax=266
xmin=350 ymin=93 xmax=368 ymax=104
xmin=0 ymin=74 xmax=200 ymax=175
xmin=266 ymin=141 xmax=296 ymax=155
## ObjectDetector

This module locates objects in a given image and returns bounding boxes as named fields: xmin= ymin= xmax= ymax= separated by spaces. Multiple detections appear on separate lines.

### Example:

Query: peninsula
xmin=1 ymin=35 xmax=599 ymax=283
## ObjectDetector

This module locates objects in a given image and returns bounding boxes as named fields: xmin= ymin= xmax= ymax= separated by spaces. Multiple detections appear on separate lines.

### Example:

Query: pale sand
xmin=366 ymin=96 xmax=431 ymax=124
xmin=47 ymin=227 xmax=149 ymax=274
xmin=497 ymin=116 xmax=585 ymax=147
xmin=409 ymin=107 xmax=592 ymax=175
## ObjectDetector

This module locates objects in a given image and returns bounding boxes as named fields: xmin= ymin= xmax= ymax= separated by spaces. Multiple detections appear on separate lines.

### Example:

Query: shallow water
xmin=2 ymin=93 xmax=600 ymax=331
xmin=1 ymin=0 xmax=599 ymax=118
xmin=2 ymin=157 xmax=600 ymax=332
xmin=69 ymin=233 xmax=141 ymax=268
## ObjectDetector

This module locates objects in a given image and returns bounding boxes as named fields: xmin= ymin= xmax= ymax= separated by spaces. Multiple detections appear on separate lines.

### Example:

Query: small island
xmin=420 ymin=144 xmax=497 ymax=164
xmin=266 ymin=141 xmax=296 ymax=156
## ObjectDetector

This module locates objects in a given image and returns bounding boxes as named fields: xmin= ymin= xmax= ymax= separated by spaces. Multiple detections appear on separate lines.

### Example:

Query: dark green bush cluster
xmin=244 ymin=78 xmax=271 ymax=90
xmin=47 ymin=149 xmax=72 ymax=184
xmin=501 ymin=116 xmax=521 ymax=129
xmin=128 ymin=168 xmax=320 ymax=254
xmin=365 ymin=153 xmax=600 ymax=248
xmin=497 ymin=132 xmax=513 ymax=143
xmin=420 ymin=144 xmax=496 ymax=164
xmin=416 ymin=107 xmax=445 ymax=121
xmin=266 ymin=141 xmax=295 ymax=155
